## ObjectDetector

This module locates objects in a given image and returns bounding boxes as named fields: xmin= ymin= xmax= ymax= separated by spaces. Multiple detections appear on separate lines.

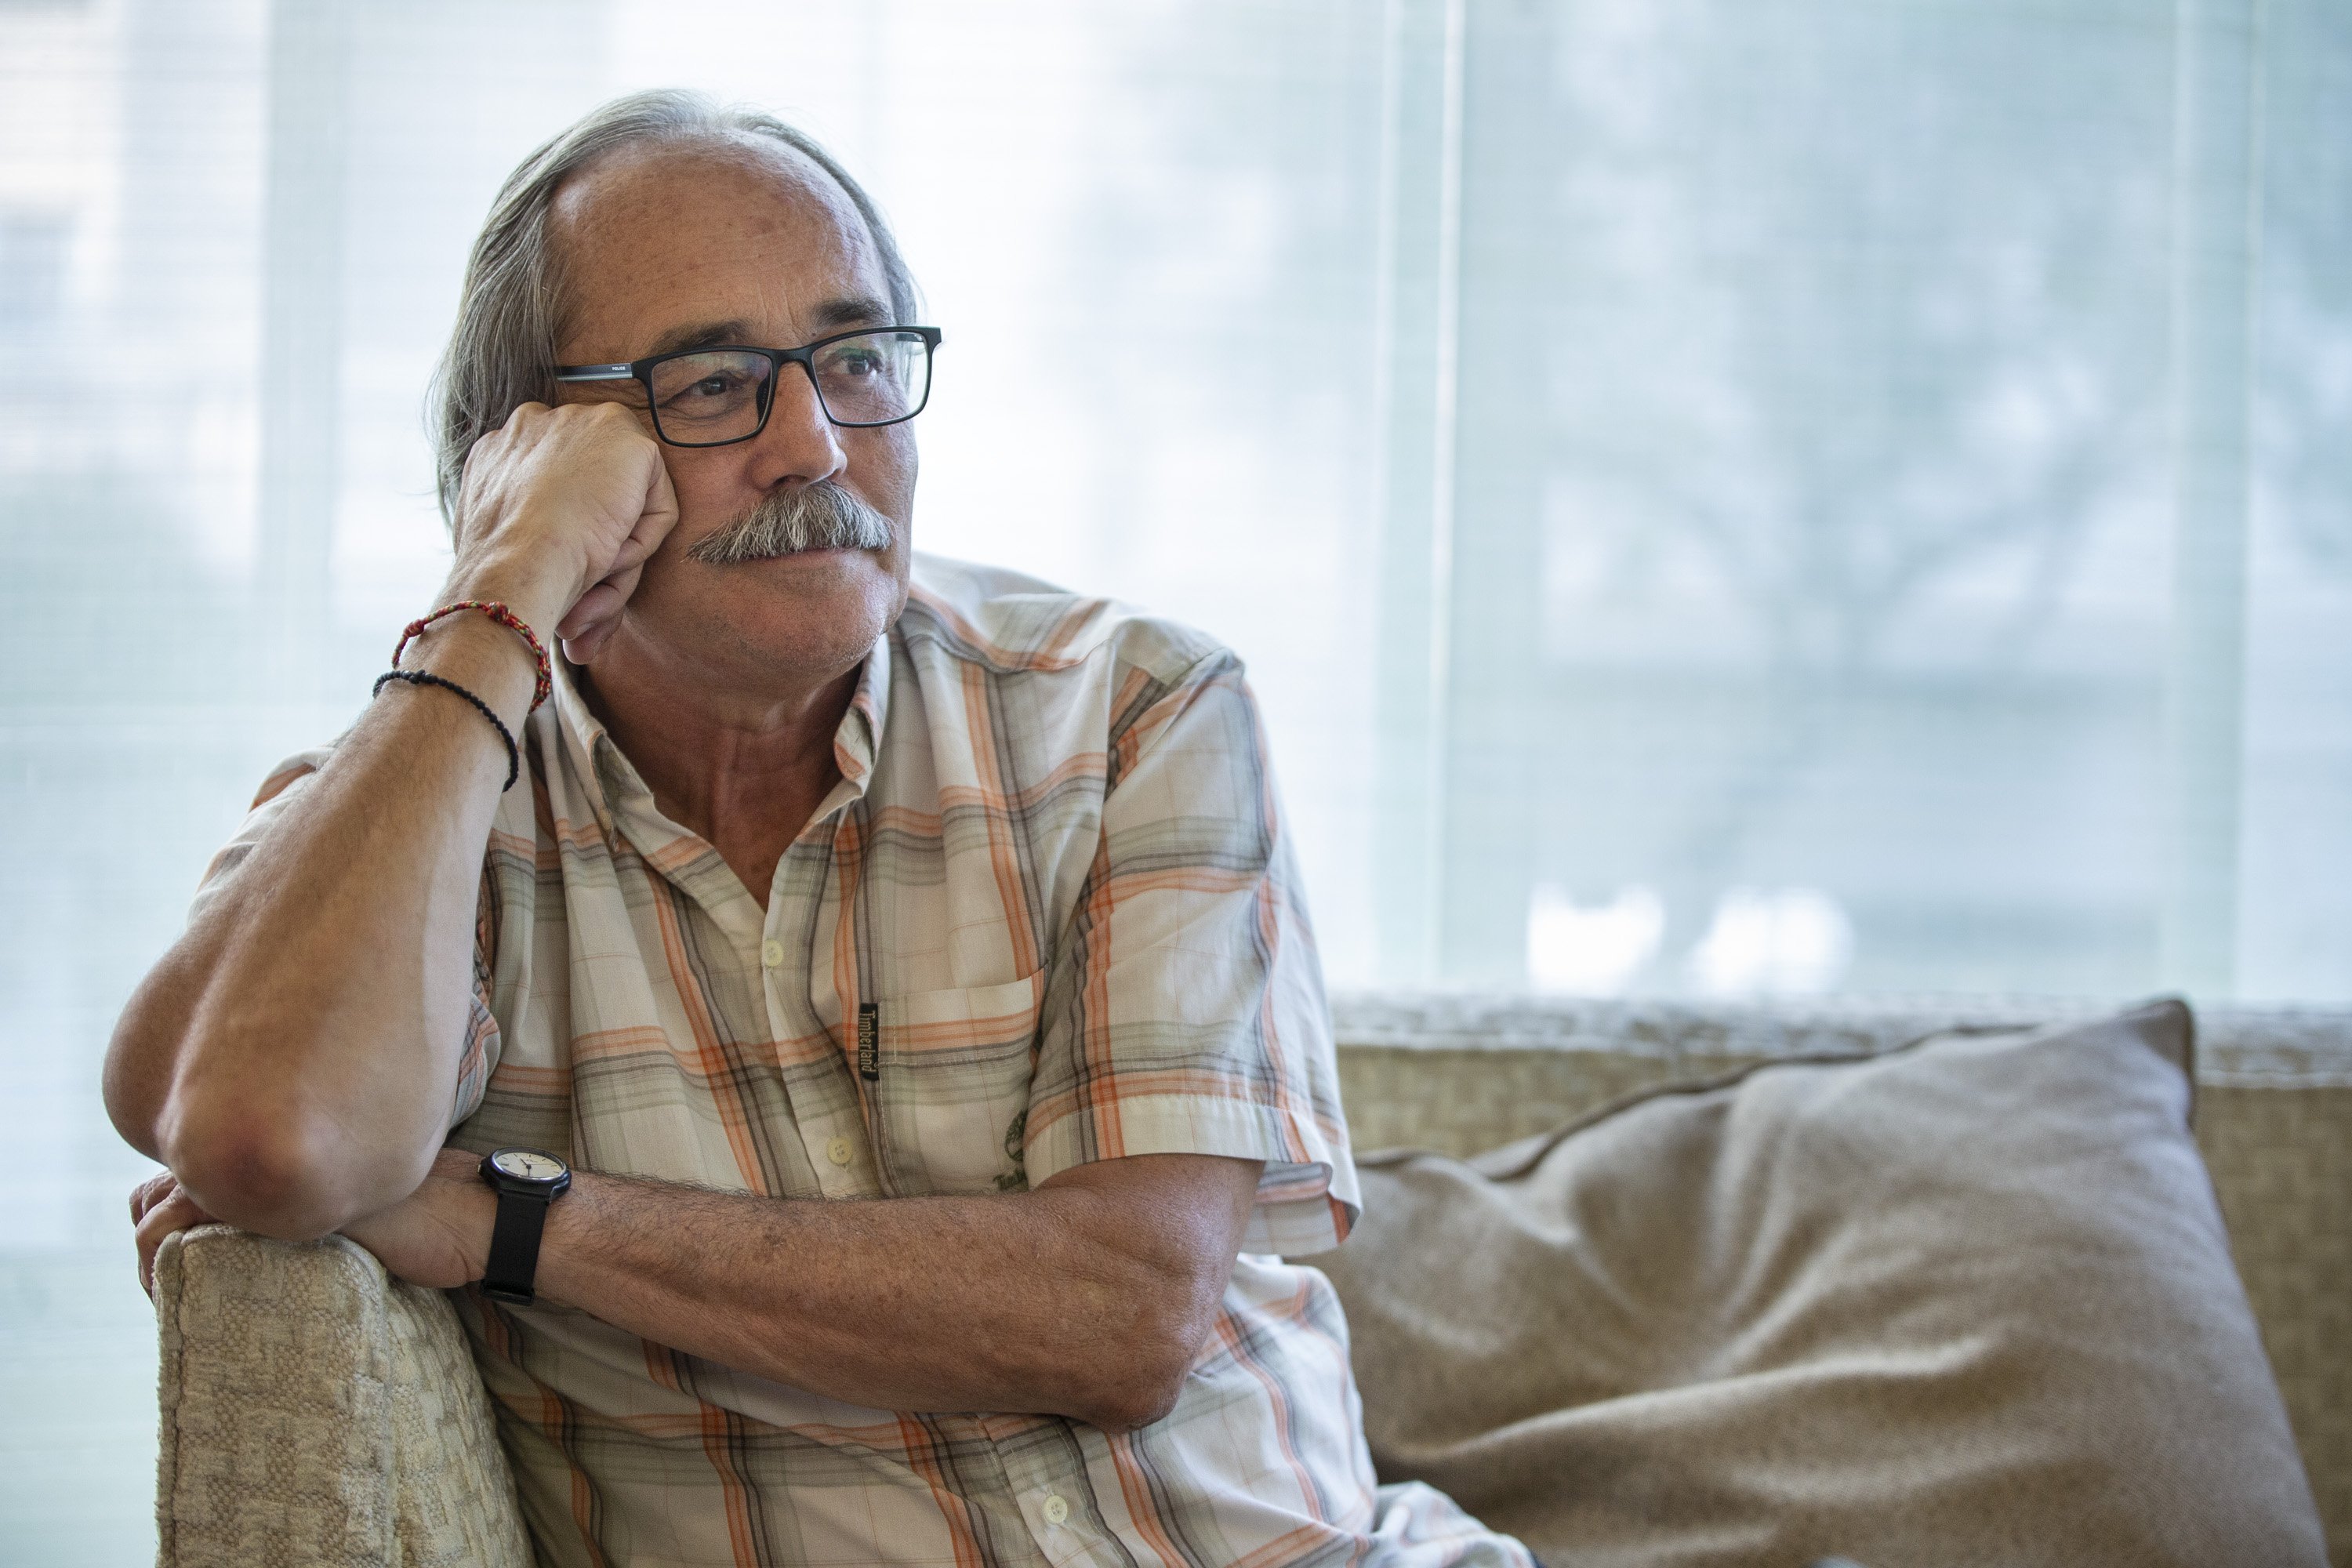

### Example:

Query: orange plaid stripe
xmin=195 ymin=554 xmax=1528 ymax=1568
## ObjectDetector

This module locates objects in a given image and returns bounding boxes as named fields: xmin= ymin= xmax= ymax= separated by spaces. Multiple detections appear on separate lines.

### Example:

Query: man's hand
xmin=130 ymin=1148 xmax=494 ymax=1296
xmin=103 ymin=402 xmax=676 ymax=1248
xmin=337 ymin=1147 xmax=498 ymax=1290
xmin=131 ymin=1169 xmax=216 ymax=1297
xmin=450 ymin=400 xmax=681 ymax=662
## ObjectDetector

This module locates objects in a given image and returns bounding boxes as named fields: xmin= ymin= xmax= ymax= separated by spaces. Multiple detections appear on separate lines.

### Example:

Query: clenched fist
xmin=450 ymin=400 xmax=681 ymax=662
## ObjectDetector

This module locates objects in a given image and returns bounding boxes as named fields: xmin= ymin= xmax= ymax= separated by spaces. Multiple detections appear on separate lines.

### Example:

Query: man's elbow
xmin=1074 ymin=1312 xmax=1207 ymax=1434
xmin=103 ymin=953 xmax=208 ymax=1163
xmin=1083 ymin=1370 xmax=1189 ymax=1436
xmin=158 ymin=1092 xmax=415 ymax=1242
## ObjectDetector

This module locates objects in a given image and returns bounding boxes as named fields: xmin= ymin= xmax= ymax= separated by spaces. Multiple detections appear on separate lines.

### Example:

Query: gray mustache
xmin=685 ymin=481 xmax=895 ymax=565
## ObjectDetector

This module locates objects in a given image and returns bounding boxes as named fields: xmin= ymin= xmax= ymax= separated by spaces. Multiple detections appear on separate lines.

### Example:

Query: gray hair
xmin=427 ymin=89 xmax=919 ymax=524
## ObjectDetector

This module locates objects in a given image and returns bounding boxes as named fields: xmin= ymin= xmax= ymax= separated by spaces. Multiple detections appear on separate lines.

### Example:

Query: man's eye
xmin=659 ymin=372 xmax=750 ymax=409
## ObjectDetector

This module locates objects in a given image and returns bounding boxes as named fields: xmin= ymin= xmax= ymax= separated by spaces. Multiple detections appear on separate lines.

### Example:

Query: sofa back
xmin=1330 ymin=994 xmax=2352 ymax=1566
xmin=153 ymin=1227 xmax=532 ymax=1568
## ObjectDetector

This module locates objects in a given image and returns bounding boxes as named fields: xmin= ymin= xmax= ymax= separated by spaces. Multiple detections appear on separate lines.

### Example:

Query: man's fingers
xmin=634 ymin=450 xmax=682 ymax=553
xmin=129 ymin=1170 xmax=176 ymax=1225
xmin=561 ymin=607 xmax=626 ymax=665
xmin=605 ymin=529 xmax=656 ymax=576
xmin=566 ymin=445 xmax=674 ymax=612
xmin=561 ymin=626 xmax=607 ymax=666
xmin=557 ymin=579 xmax=628 ymax=644
xmin=556 ymin=554 xmax=650 ymax=661
xmin=134 ymin=1188 xmax=214 ymax=1298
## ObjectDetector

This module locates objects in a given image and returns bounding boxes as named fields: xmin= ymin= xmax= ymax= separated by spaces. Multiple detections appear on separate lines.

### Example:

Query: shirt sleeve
xmin=1021 ymin=649 xmax=1360 ymax=1255
xmin=187 ymin=747 xmax=503 ymax=1134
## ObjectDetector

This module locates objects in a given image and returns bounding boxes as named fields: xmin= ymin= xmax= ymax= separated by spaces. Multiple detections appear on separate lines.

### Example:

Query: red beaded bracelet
xmin=394 ymin=600 xmax=552 ymax=713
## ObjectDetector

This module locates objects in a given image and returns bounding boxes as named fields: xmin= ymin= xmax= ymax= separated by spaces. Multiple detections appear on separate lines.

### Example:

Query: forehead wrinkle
xmin=633 ymin=290 xmax=892 ymax=365
xmin=642 ymin=318 xmax=753 ymax=357
xmin=548 ymin=136 xmax=889 ymax=357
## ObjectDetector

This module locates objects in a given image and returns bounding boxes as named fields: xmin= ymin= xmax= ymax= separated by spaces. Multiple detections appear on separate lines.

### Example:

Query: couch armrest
xmin=152 ymin=1225 xmax=532 ymax=1568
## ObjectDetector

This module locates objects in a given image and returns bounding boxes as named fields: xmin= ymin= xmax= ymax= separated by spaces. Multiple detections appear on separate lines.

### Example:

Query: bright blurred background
xmin=2 ymin=0 xmax=2348 ymax=1556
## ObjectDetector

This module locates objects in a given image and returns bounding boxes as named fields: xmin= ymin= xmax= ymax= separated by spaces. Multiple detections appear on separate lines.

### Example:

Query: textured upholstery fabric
xmin=151 ymin=1225 xmax=531 ymax=1568
xmin=1329 ymin=993 xmax=2352 ymax=1561
xmin=150 ymin=997 xmax=2349 ymax=1566
xmin=1313 ymin=1001 xmax=2330 ymax=1568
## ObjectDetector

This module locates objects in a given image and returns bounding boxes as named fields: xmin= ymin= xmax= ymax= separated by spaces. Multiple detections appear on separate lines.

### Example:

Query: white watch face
xmin=492 ymin=1149 xmax=566 ymax=1181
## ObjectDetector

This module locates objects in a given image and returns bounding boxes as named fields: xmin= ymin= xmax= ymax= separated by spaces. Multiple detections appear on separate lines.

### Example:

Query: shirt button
xmin=826 ymin=1135 xmax=854 ymax=1167
xmin=1040 ymin=1494 xmax=1069 ymax=1526
xmin=760 ymin=938 xmax=784 ymax=968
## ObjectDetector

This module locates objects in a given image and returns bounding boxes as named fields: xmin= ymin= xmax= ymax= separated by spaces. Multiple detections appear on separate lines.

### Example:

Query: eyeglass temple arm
xmin=552 ymin=365 xmax=635 ymax=382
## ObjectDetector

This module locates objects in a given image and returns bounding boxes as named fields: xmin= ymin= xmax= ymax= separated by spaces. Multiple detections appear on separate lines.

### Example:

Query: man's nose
xmin=744 ymin=363 xmax=846 ymax=486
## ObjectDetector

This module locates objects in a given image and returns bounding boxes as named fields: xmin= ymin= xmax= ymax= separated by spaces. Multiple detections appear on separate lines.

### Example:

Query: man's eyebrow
xmin=636 ymin=297 xmax=895 ymax=359
xmin=808 ymin=295 xmax=895 ymax=333
xmin=643 ymin=319 xmax=754 ymax=358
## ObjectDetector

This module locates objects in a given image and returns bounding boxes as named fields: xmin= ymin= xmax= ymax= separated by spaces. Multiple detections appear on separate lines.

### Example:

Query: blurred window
xmin=1 ymin=3 xmax=2347 ymax=1548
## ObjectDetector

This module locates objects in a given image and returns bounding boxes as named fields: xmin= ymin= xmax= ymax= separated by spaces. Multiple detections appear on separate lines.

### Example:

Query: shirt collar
xmin=546 ymin=629 xmax=895 ymax=849
xmin=545 ymin=655 xmax=630 ymax=850
xmin=834 ymin=627 xmax=891 ymax=793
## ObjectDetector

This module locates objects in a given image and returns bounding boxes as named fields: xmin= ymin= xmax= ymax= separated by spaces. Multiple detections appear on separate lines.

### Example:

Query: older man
xmin=104 ymin=91 xmax=1530 ymax=1568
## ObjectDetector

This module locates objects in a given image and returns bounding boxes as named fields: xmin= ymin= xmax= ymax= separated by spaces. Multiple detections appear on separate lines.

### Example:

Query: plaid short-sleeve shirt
xmin=206 ymin=554 xmax=1531 ymax=1568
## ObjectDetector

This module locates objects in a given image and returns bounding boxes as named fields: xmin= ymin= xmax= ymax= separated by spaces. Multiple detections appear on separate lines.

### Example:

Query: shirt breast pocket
xmin=869 ymin=971 xmax=1045 ymax=1196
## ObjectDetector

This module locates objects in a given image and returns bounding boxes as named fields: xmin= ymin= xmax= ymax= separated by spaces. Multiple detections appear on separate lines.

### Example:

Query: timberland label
xmin=857 ymin=1004 xmax=880 ymax=1080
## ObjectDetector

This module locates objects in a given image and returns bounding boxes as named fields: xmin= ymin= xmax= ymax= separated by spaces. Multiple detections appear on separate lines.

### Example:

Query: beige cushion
xmin=1332 ymin=993 xmax=2352 ymax=1559
xmin=153 ymin=1225 xmax=532 ymax=1568
xmin=1310 ymin=1001 xmax=2328 ymax=1568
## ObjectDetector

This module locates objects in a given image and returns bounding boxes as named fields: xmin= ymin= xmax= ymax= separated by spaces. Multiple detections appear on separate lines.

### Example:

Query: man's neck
xmin=577 ymin=638 xmax=864 ymax=905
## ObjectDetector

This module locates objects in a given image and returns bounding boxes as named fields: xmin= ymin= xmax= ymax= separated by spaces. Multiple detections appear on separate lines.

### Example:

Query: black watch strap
xmin=482 ymin=1188 xmax=555 ymax=1305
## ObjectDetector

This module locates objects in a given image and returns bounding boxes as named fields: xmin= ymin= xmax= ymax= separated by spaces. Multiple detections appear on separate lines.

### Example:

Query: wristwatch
xmin=477 ymin=1147 xmax=572 ymax=1305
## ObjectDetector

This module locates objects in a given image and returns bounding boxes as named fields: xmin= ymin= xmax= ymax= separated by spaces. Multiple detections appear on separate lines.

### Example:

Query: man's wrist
xmin=387 ymin=610 xmax=542 ymax=732
xmin=527 ymin=1167 xmax=605 ymax=1308
xmin=440 ymin=552 xmax=574 ymax=644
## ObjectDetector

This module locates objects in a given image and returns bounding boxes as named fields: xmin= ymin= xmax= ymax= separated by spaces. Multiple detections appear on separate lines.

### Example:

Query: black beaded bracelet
xmin=373 ymin=669 xmax=521 ymax=791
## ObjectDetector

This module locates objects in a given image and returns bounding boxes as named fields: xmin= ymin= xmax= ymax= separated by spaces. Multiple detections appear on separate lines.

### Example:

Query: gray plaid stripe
xmin=208 ymin=554 xmax=1523 ymax=1568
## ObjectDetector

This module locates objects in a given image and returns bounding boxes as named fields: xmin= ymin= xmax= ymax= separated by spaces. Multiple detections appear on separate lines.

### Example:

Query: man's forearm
xmin=528 ymin=1154 xmax=1261 ymax=1432
xmin=103 ymin=609 xmax=542 ymax=1238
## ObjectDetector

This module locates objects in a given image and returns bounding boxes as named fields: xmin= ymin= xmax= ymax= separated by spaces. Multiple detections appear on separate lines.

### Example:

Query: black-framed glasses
xmin=554 ymin=325 xmax=942 ymax=446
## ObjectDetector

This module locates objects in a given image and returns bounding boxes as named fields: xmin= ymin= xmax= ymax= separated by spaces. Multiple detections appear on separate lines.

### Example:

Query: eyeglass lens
xmin=646 ymin=332 xmax=931 ymax=443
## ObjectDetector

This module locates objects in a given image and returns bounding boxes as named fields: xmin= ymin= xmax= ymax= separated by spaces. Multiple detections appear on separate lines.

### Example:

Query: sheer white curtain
xmin=1390 ymin=0 xmax=2352 ymax=1001
xmin=2 ymin=0 xmax=2347 ymax=1554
